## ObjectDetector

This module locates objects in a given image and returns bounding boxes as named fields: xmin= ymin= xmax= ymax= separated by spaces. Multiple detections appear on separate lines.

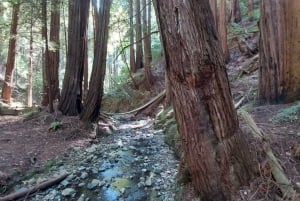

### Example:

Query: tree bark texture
xmin=142 ymin=0 xmax=153 ymax=90
xmin=154 ymin=1 xmax=252 ymax=200
xmin=259 ymin=0 xmax=300 ymax=103
xmin=230 ymin=0 xmax=242 ymax=23
xmin=49 ymin=0 xmax=61 ymax=101
xmin=2 ymin=3 xmax=20 ymax=104
xmin=248 ymin=0 xmax=254 ymax=19
xmin=135 ymin=0 xmax=143 ymax=69
xmin=42 ymin=0 xmax=54 ymax=112
xmin=209 ymin=0 xmax=218 ymax=28
xmin=59 ymin=0 xmax=90 ymax=116
xmin=80 ymin=0 xmax=111 ymax=122
xmin=219 ymin=0 xmax=230 ymax=63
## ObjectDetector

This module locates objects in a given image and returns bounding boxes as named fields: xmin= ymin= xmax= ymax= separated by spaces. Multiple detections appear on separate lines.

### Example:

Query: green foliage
xmin=270 ymin=102 xmax=300 ymax=123
xmin=252 ymin=8 xmax=260 ymax=21
xmin=229 ymin=23 xmax=244 ymax=36
xmin=48 ymin=120 xmax=63 ymax=131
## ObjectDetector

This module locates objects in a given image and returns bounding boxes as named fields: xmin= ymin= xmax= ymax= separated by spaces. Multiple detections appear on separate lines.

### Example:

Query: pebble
xmin=26 ymin=119 xmax=179 ymax=201
xmin=61 ymin=188 xmax=75 ymax=196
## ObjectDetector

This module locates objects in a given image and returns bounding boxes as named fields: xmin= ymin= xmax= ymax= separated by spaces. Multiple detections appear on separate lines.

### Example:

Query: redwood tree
xmin=129 ymin=0 xmax=136 ymax=73
xmin=135 ymin=0 xmax=143 ymax=69
xmin=1 ymin=2 xmax=20 ymax=104
xmin=230 ymin=0 xmax=242 ymax=23
xmin=80 ymin=0 xmax=111 ymax=122
xmin=219 ymin=0 xmax=230 ymax=63
xmin=59 ymin=0 xmax=90 ymax=115
xmin=259 ymin=0 xmax=300 ymax=103
xmin=142 ymin=0 xmax=153 ymax=90
xmin=154 ymin=0 xmax=252 ymax=200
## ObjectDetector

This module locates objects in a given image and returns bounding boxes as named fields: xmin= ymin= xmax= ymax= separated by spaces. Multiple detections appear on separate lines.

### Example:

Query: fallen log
xmin=240 ymin=110 xmax=296 ymax=199
xmin=104 ymin=90 xmax=166 ymax=116
xmin=0 ymin=173 xmax=68 ymax=201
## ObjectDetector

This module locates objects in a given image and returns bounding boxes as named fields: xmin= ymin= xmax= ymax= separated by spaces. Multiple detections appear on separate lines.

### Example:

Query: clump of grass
xmin=270 ymin=101 xmax=300 ymax=123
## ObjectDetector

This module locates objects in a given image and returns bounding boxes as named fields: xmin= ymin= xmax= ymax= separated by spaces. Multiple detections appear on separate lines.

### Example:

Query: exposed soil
xmin=0 ymin=112 xmax=94 ymax=184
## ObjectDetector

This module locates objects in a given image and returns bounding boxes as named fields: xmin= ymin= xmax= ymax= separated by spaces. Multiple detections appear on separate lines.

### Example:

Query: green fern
xmin=48 ymin=121 xmax=63 ymax=131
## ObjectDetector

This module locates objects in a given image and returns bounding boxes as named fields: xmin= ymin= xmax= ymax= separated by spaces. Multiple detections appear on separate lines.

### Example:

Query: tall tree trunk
xmin=59 ymin=0 xmax=90 ymax=116
xmin=259 ymin=0 xmax=300 ymax=103
xmin=219 ymin=0 xmax=230 ymax=63
xmin=129 ymin=0 xmax=136 ymax=73
xmin=42 ymin=0 xmax=54 ymax=113
xmin=27 ymin=7 xmax=33 ymax=107
xmin=49 ymin=0 xmax=61 ymax=102
xmin=248 ymin=0 xmax=254 ymax=20
xmin=80 ymin=0 xmax=111 ymax=122
xmin=142 ymin=0 xmax=152 ymax=90
xmin=147 ymin=0 xmax=152 ymax=60
xmin=154 ymin=1 xmax=253 ymax=200
xmin=135 ymin=0 xmax=143 ymax=69
xmin=230 ymin=0 xmax=242 ymax=23
xmin=1 ymin=3 xmax=20 ymax=104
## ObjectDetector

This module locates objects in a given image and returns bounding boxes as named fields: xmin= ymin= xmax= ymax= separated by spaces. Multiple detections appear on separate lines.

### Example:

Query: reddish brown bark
xmin=259 ymin=0 xmax=300 ymax=103
xmin=142 ymin=0 xmax=153 ymax=90
xmin=129 ymin=0 xmax=136 ymax=73
xmin=80 ymin=0 xmax=111 ymax=122
xmin=135 ymin=0 xmax=143 ymax=70
xmin=154 ymin=0 xmax=252 ymax=200
xmin=219 ymin=0 xmax=230 ymax=63
xmin=2 ymin=3 xmax=20 ymax=104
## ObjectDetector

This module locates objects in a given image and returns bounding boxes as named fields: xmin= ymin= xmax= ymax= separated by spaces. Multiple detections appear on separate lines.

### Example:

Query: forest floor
xmin=1 ymin=23 xmax=300 ymax=201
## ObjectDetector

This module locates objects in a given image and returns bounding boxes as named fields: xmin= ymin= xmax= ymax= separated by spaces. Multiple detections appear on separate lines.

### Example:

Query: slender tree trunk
xmin=142 ymin=0 xmax=152 ymax=90
xmin=129 ymin=0 xmax=136 ymax=73
xmin=59 ymin=0 xmax=90 ymax=116
xmin=219 ymin=0 xmax=230 ymax=63
xmin=42 ymin=0 xmax=54 ymax=113
xmin=248 ymin=0 xmax=254 ymax=20
xmin=230 ymin=0 xmax=242 ymax=23
xmin=147 ymin=0 xmax=152 ymax=60
xmin=135 ymin=0 xmax=143 ymax=69
xmin=259 ymin=0 xmax=300 ymax=103
xmin=1 ymin=3 xmax=20 ymax=104
xmin=27 ymin=7 xmax=33 ymax=107
xmin=154 ymin=1 xmax=253 ymax=200
xmin=80 ymin=0 xmax=111 ymax=122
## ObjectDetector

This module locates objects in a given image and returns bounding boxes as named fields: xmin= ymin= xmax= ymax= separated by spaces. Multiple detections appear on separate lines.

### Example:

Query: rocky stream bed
xmin=15 ymin=116 xmax=179 ymax=201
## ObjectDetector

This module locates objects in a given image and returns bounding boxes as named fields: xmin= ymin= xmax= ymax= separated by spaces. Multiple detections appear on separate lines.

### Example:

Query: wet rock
xmin=80 ymin=172 xmax=88 ymax=179
xmin=87 ymin=179 xmax=100 ymax=189
xmin=61 ymin=188 xmax=76 ymax=196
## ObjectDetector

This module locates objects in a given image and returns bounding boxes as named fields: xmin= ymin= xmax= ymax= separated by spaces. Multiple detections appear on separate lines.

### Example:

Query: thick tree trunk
xmin=154 ymin=1 xmax=253 ymax=200
xmin=209 ymin=0 xmax=218 ymax=28
xmin=135 ymin=0 xmax=143 ymax=70
xmin=142 ymin=0 xmax=153 ymax=90
xmin=129 ymin=0 xmax=136 ymax=73
xmin=49 ymin=0 xmax=61 ymax=101
xmin=80 ymin=0 xmax=111 ymax=122
xmin=230 ymin=0 xmax=242 ymax=23
xmin=259 ymin=0 xmax=300 ymax=104
xmin=1 ymin=3 xmax=20 ymax=104
xmin=59 ymin=0 xmax=90 ymax=116
xmin=219 ymin=0 xmax=230 ymax=63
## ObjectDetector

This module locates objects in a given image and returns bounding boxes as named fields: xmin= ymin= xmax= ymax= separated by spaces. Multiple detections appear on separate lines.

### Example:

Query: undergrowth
xmin=270 ymin=101 xmax=300 ymax=123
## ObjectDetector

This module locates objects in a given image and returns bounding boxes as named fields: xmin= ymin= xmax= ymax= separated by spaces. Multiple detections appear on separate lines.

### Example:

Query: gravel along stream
xmin=27 ymin=117 xmax=179 ymax=201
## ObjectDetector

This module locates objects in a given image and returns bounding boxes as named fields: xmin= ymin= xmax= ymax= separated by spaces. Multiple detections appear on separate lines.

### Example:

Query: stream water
xmin=27 ymin=117 xmax=179 ymax=201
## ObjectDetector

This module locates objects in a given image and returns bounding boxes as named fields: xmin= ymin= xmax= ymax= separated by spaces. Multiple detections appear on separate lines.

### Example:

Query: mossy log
xmin=240 ymin=110 xmax=296 ymax=198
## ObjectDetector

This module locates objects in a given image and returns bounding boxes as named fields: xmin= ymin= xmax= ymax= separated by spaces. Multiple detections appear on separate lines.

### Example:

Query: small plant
xmin=48 ymin=121 xmax=63 ymax=131
xmin=270 ymin=101 xmax=300 ymax=123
